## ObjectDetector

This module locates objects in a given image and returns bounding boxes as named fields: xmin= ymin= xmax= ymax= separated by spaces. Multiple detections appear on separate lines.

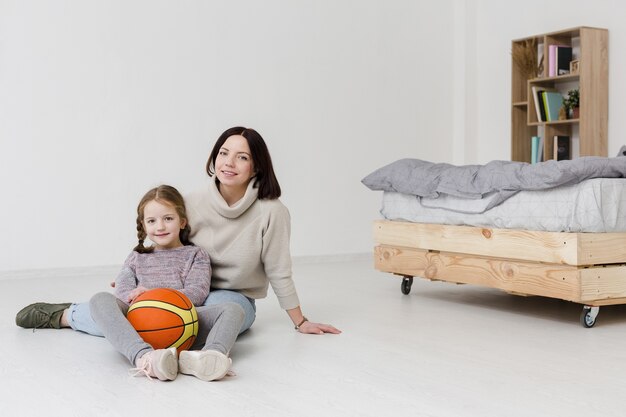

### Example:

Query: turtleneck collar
xmin=207 ymin=177 xmax=258 ymax=219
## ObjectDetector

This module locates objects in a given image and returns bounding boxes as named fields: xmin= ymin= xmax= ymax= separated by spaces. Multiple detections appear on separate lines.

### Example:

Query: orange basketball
xmin=127 ymin=288 xmax=199 ymax=354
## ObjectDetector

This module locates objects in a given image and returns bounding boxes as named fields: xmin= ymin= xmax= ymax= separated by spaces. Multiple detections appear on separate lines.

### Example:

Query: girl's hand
xmin=127 ymin=286 xmax=149 ymax=304
xmin=298 ymin=320 xmax=342 ymax=335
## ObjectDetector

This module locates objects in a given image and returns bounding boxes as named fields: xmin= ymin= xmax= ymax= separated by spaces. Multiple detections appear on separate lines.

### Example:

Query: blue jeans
xmin=68 ymin=289 xmax=256 ymax=337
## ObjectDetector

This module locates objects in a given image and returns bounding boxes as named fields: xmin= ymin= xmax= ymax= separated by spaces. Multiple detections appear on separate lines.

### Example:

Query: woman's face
xmin=215 ymin=135 xmax=255 ymax=190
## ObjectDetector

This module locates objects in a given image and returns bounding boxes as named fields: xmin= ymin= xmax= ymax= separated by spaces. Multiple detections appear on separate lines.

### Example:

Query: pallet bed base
xmin=373 ymin=220 xmax=626 ymax=327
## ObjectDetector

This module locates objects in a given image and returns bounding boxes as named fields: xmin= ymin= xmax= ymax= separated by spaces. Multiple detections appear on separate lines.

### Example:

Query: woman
xmin=16 ymin=126 xmax=340 ymax=336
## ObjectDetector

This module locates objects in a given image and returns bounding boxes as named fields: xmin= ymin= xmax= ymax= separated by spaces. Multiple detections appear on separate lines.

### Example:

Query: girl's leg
xmin=179 ymin=302 xmax=245 ymax=381
xmin=193 ymin=303 xmax=245 ymax=354
xmin=89 ymin=292 xmax=177 ymax=381
xmin=204 ymin=290 xmax=255 ymax=334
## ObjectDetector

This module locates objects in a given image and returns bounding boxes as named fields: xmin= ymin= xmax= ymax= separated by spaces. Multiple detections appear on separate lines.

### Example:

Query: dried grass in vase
xmin=512 ymin=38 xmax=542 ymax=78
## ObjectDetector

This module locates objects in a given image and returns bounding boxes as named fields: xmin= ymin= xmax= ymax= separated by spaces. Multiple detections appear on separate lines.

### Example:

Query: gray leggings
xmin=89 ymin=292 xmax=245 ymax=365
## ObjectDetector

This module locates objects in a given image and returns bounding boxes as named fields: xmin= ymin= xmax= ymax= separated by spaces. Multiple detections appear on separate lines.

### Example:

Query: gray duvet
xmin=362 ymin=156 xmax=626 ymax=213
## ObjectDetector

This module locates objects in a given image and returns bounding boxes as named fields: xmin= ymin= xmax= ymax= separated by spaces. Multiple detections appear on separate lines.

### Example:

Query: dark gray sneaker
xmin=15 ymin=302 xmax=71 ymax=329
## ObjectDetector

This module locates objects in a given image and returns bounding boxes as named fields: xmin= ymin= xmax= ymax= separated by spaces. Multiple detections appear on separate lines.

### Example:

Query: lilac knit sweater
xmin=114 ymin=245 xmax=211 ymax=306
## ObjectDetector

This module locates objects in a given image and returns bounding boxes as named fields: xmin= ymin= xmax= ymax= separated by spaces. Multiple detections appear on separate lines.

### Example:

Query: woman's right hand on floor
xmin=298 ymin=320 xmax=342 ymax=335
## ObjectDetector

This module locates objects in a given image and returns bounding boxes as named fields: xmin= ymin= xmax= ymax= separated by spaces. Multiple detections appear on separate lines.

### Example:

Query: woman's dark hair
xmin=134 ymin=184 xmax=193 ymax=253
xmin=206 ymin=126 xmax=281 ymax=200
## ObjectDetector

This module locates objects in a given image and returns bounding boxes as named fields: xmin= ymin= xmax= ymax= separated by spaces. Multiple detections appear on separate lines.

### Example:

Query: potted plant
xmin=563 ymin=89 xmax=580 ymax=119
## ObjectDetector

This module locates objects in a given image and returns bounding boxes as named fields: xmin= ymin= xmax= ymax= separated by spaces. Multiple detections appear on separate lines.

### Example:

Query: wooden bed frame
xmin=373 ymin=219 xmax=626 ymax=327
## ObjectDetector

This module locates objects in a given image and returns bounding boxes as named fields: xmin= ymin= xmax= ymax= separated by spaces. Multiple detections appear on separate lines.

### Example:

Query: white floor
xmin=2 ymin=257 xmax=626 ymax=417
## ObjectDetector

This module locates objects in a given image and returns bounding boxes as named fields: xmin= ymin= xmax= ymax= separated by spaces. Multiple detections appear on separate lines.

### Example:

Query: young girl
xmin=81 ymin=185 xmax=242 ymax=381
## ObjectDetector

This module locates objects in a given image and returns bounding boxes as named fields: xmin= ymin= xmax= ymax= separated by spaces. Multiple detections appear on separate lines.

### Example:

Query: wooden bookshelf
xmin=511 ymin=27 xmax=608 ymax=162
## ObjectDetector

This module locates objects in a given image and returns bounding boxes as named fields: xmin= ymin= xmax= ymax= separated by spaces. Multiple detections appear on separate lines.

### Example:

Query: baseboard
xmin=292 ymin=252 xmax=371 ymax=265
xmin=0 ymin=265 xmax=121 ymax=281
xmin=0 ymin=253 xmax=372 ymax=280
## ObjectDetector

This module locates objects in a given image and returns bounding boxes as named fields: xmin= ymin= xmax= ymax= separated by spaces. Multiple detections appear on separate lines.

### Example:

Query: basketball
xmin=127 ymin=288 xmax=199 ymax=353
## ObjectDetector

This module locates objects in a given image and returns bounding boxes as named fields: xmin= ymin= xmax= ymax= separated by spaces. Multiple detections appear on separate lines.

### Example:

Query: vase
xmin=572 ymin=107 xmax=580 ymax=119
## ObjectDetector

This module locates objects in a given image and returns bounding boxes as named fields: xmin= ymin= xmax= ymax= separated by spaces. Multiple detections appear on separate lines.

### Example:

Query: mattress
xmin=381 ymin=178 xmax=626 ymax=233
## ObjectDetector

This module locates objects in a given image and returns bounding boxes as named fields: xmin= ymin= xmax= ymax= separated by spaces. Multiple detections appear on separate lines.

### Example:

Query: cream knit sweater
xmin=185 ymin=178 xmax=300 ymax=310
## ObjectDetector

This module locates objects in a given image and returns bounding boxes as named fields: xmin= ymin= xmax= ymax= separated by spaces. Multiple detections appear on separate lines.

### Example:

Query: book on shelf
xmin=556 ymin=46 xmax=573 ymax=75
xmin=531 ymin=86 xmax=544 ymax=121
xmin=531 ymin=86 xmax=556 ymax=122
xmin=548 ymin=45 xmax=557 ymax=77
xmin=531 ymin=136 xmax=542 ymax=164
xmin=548 ymin=44 xmax=567 ymax=77
xmin=542 ymin=91 xmax=564 ymax=122
xmin=553 ymin=136 xmax=571 ymax=160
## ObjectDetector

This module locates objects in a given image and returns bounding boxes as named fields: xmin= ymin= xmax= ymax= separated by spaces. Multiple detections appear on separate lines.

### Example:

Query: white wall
xmin=6 ymin=1 xmax=623 ymax=273
xmin=0 ymin=0 xmax=455 ymax=271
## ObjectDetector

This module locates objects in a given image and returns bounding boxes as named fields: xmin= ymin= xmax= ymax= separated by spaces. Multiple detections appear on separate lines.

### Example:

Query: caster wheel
xmin=580 ymin=306 xmax=599 ymax=328
xmin=401 ymin=277 xmax=413 ymax=295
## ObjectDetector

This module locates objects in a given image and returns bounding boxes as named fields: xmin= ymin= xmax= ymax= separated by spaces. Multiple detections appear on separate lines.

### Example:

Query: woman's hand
xmin=127 ymin=286 xmax=149 ymax=304
xmin=287 ymin=307 xmax=341 ymax=335
xmin=298 ymin=320 xmax=341 ymax=335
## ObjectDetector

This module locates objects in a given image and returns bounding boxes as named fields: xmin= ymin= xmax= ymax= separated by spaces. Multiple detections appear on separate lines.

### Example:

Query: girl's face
xmin=142 ymin=200 xmax=186 ymax=250
xmin=215 ymin=135 xmax=256 ymax=191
